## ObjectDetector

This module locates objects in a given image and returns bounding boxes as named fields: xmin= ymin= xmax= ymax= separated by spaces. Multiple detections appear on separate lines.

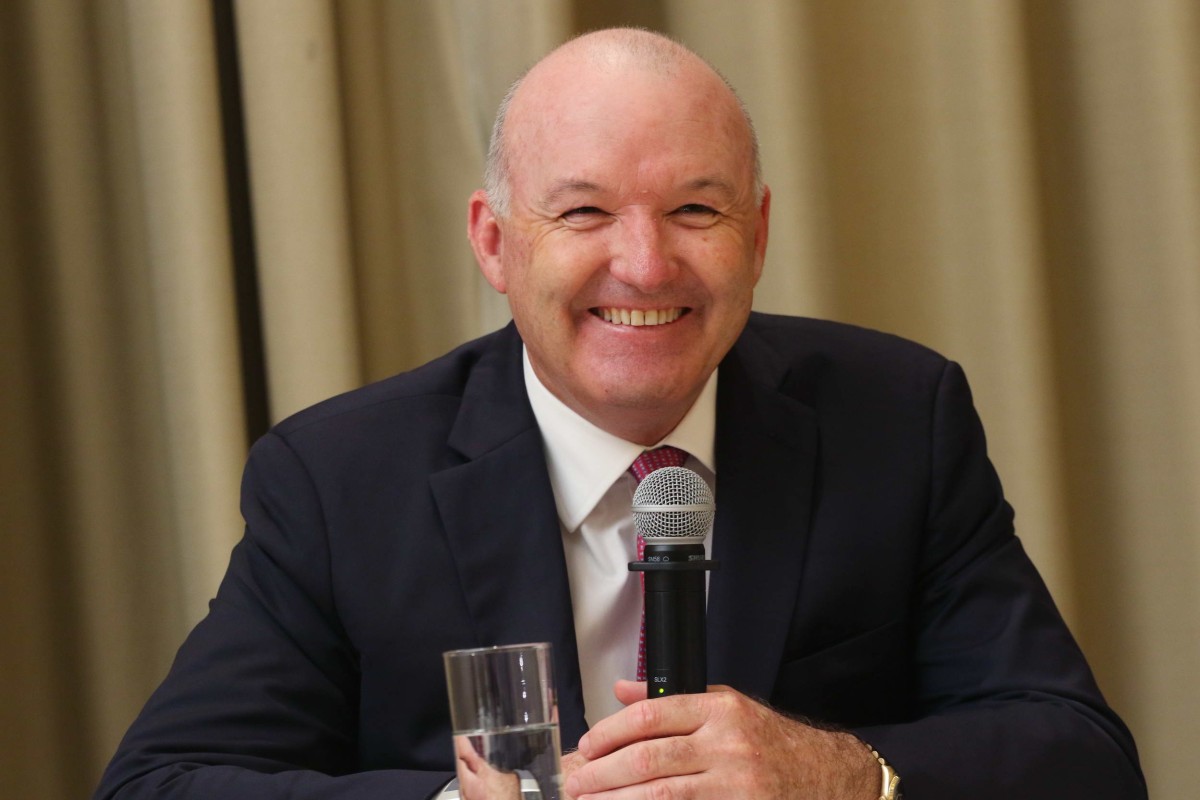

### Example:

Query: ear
xmin=752 ymin=185 xmax=771 ymax=283
xmin=468 ymin=189 xmax=507 ymax=293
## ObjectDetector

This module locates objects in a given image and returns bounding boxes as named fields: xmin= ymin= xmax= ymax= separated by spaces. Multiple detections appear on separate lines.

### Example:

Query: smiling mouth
xmin=590 ymin=307 xmax=688 ymax=327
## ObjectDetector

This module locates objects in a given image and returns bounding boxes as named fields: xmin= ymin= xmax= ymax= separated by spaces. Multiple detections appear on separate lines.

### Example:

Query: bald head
xmin=483 ymin=28 xmax=761 ymax=217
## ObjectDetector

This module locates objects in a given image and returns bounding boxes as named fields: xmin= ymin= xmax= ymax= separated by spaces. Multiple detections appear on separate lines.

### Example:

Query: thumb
xmin=613 ymin=679 xmax=646 ymax=706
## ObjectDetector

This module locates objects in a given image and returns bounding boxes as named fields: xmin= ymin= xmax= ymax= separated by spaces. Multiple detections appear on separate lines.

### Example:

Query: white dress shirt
xmin=522 ymin=348 xmax=717 ymax=725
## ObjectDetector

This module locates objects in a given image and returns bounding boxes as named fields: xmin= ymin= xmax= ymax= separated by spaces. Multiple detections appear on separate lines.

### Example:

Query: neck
xmin=585 ymin=408 xmax=687 ymax=448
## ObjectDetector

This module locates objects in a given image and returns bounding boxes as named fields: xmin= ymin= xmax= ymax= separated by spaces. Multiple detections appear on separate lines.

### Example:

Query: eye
xmin=561 ymin=206 xmax=605 ymax=220
xmin=671 ymin=204 xmax=720 ymax=226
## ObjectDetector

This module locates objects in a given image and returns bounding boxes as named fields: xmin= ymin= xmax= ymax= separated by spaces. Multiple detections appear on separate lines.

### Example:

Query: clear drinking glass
xmin=443 ymin=642 xmax=562 ymax=800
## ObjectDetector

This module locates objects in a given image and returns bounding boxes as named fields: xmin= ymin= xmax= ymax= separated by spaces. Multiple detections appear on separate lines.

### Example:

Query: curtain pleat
xmin=121 ymin=0 xmax=249 ymax=635
xmin=234 ymin=0 xmax=362 ymax=422
xmin=1024 ymin=2 xmax=1200 ymax=785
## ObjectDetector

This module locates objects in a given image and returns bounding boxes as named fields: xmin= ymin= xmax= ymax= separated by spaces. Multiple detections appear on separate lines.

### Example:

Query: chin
xmin=593 ymin=378 xmax=693 ymax=412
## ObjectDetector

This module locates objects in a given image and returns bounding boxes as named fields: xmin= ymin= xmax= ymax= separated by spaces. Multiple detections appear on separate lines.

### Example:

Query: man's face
xmin=470 ymin=60 xmax=769 ymax=443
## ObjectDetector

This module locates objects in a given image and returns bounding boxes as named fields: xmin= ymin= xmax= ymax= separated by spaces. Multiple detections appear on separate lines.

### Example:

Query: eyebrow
xmin=682 ymin=177 xmax=738 ymax=203
xmin=539 ymin=180 xmax=604 ymax=210
xmin=537 ymin=175 xmax=741 ymax=210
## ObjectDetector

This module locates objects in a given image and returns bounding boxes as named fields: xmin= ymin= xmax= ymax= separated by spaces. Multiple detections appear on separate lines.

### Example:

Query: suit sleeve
xmin=850 ymin=361 xmax=1146 ymax=799
xmin=93 ymin=432 xmax=454 ymax=800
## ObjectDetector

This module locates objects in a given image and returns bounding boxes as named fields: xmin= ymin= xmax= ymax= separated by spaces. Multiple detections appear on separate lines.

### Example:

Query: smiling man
xmin=95 ymin=28 xmax=1144 ymax=800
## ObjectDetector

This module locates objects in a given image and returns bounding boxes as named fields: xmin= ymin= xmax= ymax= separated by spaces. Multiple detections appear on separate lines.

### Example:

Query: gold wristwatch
xmin=867 ymin=745 xmax=901 ymax=800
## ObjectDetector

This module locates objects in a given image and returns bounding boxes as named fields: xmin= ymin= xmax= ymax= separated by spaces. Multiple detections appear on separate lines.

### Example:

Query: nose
xmin=608 ymin=213 xmax=678 ymax=292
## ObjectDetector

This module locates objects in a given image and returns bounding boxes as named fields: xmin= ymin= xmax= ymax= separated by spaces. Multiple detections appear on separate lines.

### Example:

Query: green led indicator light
xmin=658 ymin=687 xmax=665 ymax=694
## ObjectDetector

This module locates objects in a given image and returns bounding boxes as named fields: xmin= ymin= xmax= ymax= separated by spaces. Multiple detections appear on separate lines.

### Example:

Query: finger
xmin=577 ymin=693 xmax=709 ymax=759
xmin=561 ymin=748 xmax=590 ymax=798
xmin=561 ymin=749 xmax=589 ymax=777
xmin=457 ymin=737 xmax=492 ymax=774
xmin=612 ymin=681 xmax=735 ymax=702
xmin=457 ymin=754 xmax=487 ymax=800
xmin=457 ymin=765 xmax=483 ymax=798
xmin=612 ymin=679 xmax=644 ymax=706
xmin=567 ymin=736 xmax=706 ymax=798
xmin=459 ymin=764 xmax=515 ymax=800
xmin=455 ymin=737 xmax=478 ymax=766
xmin=575 ymin=775 xmax=708 ymax=800
xmin=613 ymin=680 xmax=737 ymax=709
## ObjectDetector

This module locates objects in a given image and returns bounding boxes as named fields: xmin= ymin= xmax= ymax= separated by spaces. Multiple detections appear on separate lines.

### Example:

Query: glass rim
xmin=443 ymin=641 xmax=550 ymax=659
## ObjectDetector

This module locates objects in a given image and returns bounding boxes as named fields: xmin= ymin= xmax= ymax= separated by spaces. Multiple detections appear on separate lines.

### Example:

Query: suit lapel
xmin=428 ymin=326 xmax=588 ymax=747
xmin=707 ymin=329 xmax=818 ymax=701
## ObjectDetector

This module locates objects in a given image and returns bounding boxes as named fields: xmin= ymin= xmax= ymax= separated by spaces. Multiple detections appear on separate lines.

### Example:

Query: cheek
xmin=498 ymin=236 xmax=530 ymax=290
xmin=533 ymin=240 xmax=609 ymax=298
xmin=503 ymin=248 xmax=579 ymax=326
xmin=686 ymin=237 xmax=758 ymax=294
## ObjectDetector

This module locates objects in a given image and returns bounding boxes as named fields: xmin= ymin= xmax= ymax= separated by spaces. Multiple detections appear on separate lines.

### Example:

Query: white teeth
xmin=596 ymin=307 xmax=683 ymax=326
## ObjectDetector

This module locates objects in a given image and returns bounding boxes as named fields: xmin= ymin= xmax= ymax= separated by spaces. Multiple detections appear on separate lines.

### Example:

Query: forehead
xmin=505 ymin=59 xmax=753 ymax=201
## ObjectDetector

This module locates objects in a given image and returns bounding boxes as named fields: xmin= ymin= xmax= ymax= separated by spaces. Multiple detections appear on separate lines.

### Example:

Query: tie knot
xmin=629 ymin=446 xmax=689 ymax=483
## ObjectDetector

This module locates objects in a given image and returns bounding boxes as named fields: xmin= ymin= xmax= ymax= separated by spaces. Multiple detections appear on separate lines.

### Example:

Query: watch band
xmin=866 ymin=744 xmax=902 ymax=800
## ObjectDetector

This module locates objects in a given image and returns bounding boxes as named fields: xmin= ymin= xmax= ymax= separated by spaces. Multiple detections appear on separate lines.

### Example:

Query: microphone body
xmin=638 ymin=540 xmax=711 ymax=696
xmin=629 ymin=466 xmax=718 ymax=698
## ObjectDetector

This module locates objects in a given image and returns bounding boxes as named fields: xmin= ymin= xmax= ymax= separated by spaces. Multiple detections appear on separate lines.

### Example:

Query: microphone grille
xmin=632 ymin=466 xmax=715 ymax=542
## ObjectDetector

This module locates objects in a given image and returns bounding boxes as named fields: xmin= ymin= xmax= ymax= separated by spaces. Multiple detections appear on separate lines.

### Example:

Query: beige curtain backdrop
xmin=2 ymin=1 xmax=1196 ymax=797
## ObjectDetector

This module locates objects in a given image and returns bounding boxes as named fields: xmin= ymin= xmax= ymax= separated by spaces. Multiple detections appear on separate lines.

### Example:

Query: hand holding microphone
xmin=567 ymin=466 xmax=881 ymax=799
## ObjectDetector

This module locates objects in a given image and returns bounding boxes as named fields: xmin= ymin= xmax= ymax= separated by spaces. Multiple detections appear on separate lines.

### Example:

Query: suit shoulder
xmin=743 ymin=312 xmax=949 ymax=379
xmin=274 ymin=328 xmax=509 ymax=433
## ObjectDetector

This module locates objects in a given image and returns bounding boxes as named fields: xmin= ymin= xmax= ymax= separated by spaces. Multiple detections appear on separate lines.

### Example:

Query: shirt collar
xmin=523 ymin=347 xmax=717 ymax=532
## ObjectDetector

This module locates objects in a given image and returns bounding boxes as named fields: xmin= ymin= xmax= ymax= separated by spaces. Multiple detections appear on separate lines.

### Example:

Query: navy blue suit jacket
xmin=96 ymin=314 xmax=1145 ymax=798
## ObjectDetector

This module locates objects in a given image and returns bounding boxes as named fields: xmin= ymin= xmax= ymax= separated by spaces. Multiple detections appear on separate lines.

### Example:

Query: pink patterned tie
xmin=629 ymin=446 xmax=689 ymax=681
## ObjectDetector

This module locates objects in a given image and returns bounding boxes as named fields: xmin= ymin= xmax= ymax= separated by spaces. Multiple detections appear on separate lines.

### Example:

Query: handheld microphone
xmin=629 ymin=466 xmax=719 ymax=698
